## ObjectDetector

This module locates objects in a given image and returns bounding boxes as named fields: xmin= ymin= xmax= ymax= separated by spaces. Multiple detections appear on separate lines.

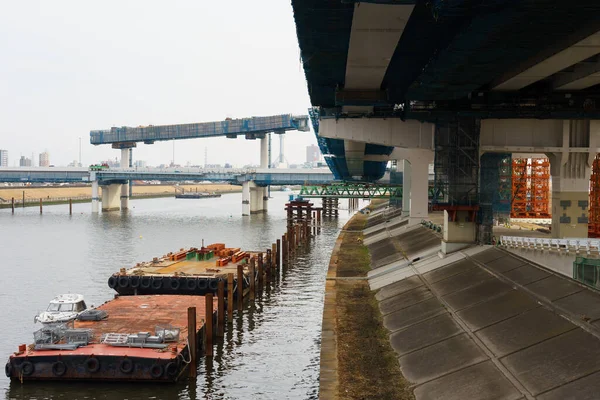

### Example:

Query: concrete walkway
xmin=364 ymin=209 xmax=600 ymax=399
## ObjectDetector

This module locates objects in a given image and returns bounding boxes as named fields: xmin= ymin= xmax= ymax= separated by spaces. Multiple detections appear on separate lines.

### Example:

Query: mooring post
xmin=277 ymin=238 xmax=281 ymax=269
xmin=187 ymin=307 xmax=197 ymax=377
xmin=69 ymin=198 xmax=72 ymax=215
xmin=22 ymin=191 xmax=25 ymax=208
xmin=271 ymin=244 xmax=277 ymax=275
xmin=257 ymin=254 xmax=264 ymax=291
xmin=227 ymin=273 xmax=234 ymax=323
xmin=249 ymin=259 xmax=255 ymax=301
xmin=217 ymin=280 xmax=225 ymax=337
xmin=11 ymin=197 xmax=14 ymax=214
xmin=39 ymin=198 xmax=42 ymax=214
xmin=266 ymin=249 xmax=272 ymax=282
xmin=317 ymin=208 xmax=321 ymax=234
xmin=204 ymin=295 xmax=213 ymax=357
xmin=237 ymin=264 xmax=243 ymax=311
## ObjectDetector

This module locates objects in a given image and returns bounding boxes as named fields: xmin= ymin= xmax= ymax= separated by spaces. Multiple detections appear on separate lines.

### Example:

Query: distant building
xmin=134 ymin=160 xmax=147 ymax=168
xmin=39 ymin=152 xmax=50 ymax=167
xmin=19 ymin=156 xmax=32 ymax=167
xmin=0 ymin=149 xmax=7 ymax=167
xmin=306 ymin=144 xmax=321 ymax=163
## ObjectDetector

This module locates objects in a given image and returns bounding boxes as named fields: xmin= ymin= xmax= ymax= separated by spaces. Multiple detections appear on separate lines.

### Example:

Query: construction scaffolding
xmin=479 ymin=153 xmax=512 ymax=226
xmin=510 ymin=158 xmax=550 ymax=218
xmin=431 ymin=118 xmax=480 ymax=208
xmin=589 ymin=154 xmax=600 ymax=237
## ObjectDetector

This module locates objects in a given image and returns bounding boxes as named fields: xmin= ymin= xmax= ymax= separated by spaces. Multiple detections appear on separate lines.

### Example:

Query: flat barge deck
xmin=6 ymin=295 xmax=215 ymax=382
xmin=108 ymin=243 xmax=261 ymax=296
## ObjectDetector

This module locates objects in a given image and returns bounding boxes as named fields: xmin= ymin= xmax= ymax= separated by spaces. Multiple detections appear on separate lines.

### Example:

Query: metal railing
xmin=500 ymin=235 xmax=600 ymax=255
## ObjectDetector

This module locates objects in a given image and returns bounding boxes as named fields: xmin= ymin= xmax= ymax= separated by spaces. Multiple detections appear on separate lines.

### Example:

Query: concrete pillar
xmin=442 ymin=210 xmax=477 ymax=254
xmin=401 ymin=159 xmax=411 ymax=215
xmin=251 ymin=186 xmax=262 ymax=213
xmin=260 ymin=137 xmax=268 ymax=168
xmin=101 ymin=184 xmax=122 ymax=212
xmin=91 ymin=179 xmax=99 ymax=213
xmin=409 ymin=157 xmax=429 ymax=225
xmin=261 ymin=186 xmax=269 ymax=212
xmin=546 ymin=120 xmax=598 ymax=238
xmin=120 ymin=148 xmax=130 ymax=210
xmin=242 ymin=181 xmax=251 ymax=216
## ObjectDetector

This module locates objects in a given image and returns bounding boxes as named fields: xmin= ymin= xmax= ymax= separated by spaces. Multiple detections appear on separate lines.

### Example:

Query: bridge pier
xmin=391 ymin=149 xmax=433 ymax=226
xmin=101 ymin=184 xmax=122 ymax=212
xmin=120 ymin=148 xmax=130 ymax=210
xmin=242 ymin=181 xmax=268 ymax=216
xmin=547 ymin=120 xmax=597 ymax=238
xmin=92 ymin=180 xmax=100 ymax=213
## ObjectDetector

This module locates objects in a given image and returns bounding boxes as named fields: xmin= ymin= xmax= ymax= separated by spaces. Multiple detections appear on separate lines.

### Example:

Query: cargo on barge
xmin=6 ymin=295 xmax=215 ymax=382
xmin=108 ymin=243 xmax=263 ymax=296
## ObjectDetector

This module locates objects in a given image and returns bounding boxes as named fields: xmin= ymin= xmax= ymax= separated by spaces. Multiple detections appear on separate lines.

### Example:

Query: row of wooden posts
xmin=185 ymin=201 xmax=324 ymax=377
xmin=10 ymin=196 xmax=74 ymax=215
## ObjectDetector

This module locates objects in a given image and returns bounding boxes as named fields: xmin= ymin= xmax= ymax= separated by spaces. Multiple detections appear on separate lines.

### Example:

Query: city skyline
xmin=0 ymin=1 xmax=317 ymax=168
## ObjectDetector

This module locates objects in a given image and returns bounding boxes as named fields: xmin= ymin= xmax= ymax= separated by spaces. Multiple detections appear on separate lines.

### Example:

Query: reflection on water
xmin=0 ymin=192 xmax=356 ymax=399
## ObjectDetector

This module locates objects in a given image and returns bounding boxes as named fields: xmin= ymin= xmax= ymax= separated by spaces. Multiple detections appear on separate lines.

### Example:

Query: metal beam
xmin=299 ymin=183 xmax=402 ymax=198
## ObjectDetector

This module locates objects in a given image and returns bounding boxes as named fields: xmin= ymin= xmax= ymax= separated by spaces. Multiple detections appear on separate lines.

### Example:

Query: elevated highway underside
xmin=293 ymin=0 xmax=600 ymax=239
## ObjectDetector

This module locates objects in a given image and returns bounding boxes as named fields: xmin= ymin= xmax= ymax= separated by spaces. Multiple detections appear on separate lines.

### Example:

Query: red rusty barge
xmin=6 ymin=295 xmax=215 ymax=382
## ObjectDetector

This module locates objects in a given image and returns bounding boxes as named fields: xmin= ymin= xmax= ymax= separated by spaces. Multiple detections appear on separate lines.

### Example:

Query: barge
xmin=175 ymin=192 xmax=221 ymax=199
xmin=107 ymin=243 xmax=259 ymax=296
xmin=6 ymin=295 xmax=215 ymax=382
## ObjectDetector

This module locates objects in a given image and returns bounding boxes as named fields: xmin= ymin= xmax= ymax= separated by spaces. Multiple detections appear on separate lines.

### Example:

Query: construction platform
xmin=6 ymin=295 xmax=215 ymax=382
xmin=362 ymin=206 xmax=600 ymax=399
xmin=108 ymin=244 xmax=259 ymax=296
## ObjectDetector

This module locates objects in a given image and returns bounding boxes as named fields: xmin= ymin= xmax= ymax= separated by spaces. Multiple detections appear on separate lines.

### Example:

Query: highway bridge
xmin=0 ymin=167 xmax=335 ymax=215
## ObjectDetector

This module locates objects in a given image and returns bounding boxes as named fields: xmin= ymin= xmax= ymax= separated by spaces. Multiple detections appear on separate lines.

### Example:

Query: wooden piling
xmin=282 ymin=234 xmax=288 ymax=266
xmin=188 ymin=307 xmax=197 ymax=376
xmin=69 ymin=198 xmax=72 ymax=215
xmin=266 ymin=249 xmax=272 ymax=282
xmin=227 ymin=273 xmax=234 ymax=322
xmin=276 ymin=239 xmax=281 ymax=269
xmin=11 ymin=197 xmax=14 ymax=214
xmin=257 ymin=254 xmax=264 ymax=291
xmin=249 ymin=261 xmax=255 ymax=301
xmin=204 ymin=295 xmax=213 ymax=357
xmin=22 ymin=191 xmax=25 ymax=208
xmin=39 ymin=198 xmax=42 ymax=214
xmin=317 ymin=208 xmax=321 ymax=234
xmin=271 ymin=244 xmax=277 ymax=275
xmin=237 ymin=264 xmax=243 ymax=311
xmin=217 ymin=280 xmax=225 ymax=337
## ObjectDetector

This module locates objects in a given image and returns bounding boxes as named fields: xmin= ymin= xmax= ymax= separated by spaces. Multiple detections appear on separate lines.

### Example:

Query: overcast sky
xmin=0 ymin=1 xmax=316 ymax=167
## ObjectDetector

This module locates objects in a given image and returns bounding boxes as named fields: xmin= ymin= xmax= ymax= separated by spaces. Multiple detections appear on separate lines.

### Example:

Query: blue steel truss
xmin=90 ymin=114 xmax=310 ymax=145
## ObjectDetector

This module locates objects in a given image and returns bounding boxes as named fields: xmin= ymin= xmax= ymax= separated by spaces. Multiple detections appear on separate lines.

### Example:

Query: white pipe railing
xmin=500 ymin=235 xmax=600 ymax=255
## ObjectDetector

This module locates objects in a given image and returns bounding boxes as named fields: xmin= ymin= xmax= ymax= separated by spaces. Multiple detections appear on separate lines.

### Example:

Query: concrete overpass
xmin=292 ymin=1 xmax=600 ymax=240
xmin=0 ymin=167 xmax=335 ymax=215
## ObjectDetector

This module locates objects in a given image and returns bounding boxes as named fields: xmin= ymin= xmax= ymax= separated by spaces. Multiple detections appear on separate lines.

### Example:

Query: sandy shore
xmin=0 ymin=184 xmax=240 ymax=202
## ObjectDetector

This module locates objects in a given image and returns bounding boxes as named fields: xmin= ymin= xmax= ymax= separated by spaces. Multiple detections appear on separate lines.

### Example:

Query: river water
xmin=0 ymin=192 xmax=356 ymax=400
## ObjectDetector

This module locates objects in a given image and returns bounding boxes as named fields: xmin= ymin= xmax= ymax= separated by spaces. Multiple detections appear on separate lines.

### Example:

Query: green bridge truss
xmin=299 ymin=183 xmax=402 ymax=199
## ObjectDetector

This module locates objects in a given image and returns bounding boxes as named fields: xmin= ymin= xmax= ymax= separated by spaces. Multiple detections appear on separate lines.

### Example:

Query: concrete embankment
xmin=352 ymin=203 xmax=600 ymax=399
xmin=319 ymin=201 xmax=414 ymax=400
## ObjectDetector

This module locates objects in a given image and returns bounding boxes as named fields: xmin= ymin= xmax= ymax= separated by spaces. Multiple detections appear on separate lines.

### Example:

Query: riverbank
xmin=0 ymin=184 xmax=241 ymax=208
xmin=320 ymin=204 xmax=413 ymax=399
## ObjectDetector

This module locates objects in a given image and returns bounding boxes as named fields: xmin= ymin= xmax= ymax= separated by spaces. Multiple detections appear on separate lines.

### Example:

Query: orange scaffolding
xmin=589 ymin=154 xmax=600 ymax=237
xmin=510 ymin=158 xmax=551 ymax=218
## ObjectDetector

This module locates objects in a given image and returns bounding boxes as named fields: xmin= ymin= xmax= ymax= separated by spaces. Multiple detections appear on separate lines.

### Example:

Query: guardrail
xmin=499 ymin=235 xmax=600 ymax=255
